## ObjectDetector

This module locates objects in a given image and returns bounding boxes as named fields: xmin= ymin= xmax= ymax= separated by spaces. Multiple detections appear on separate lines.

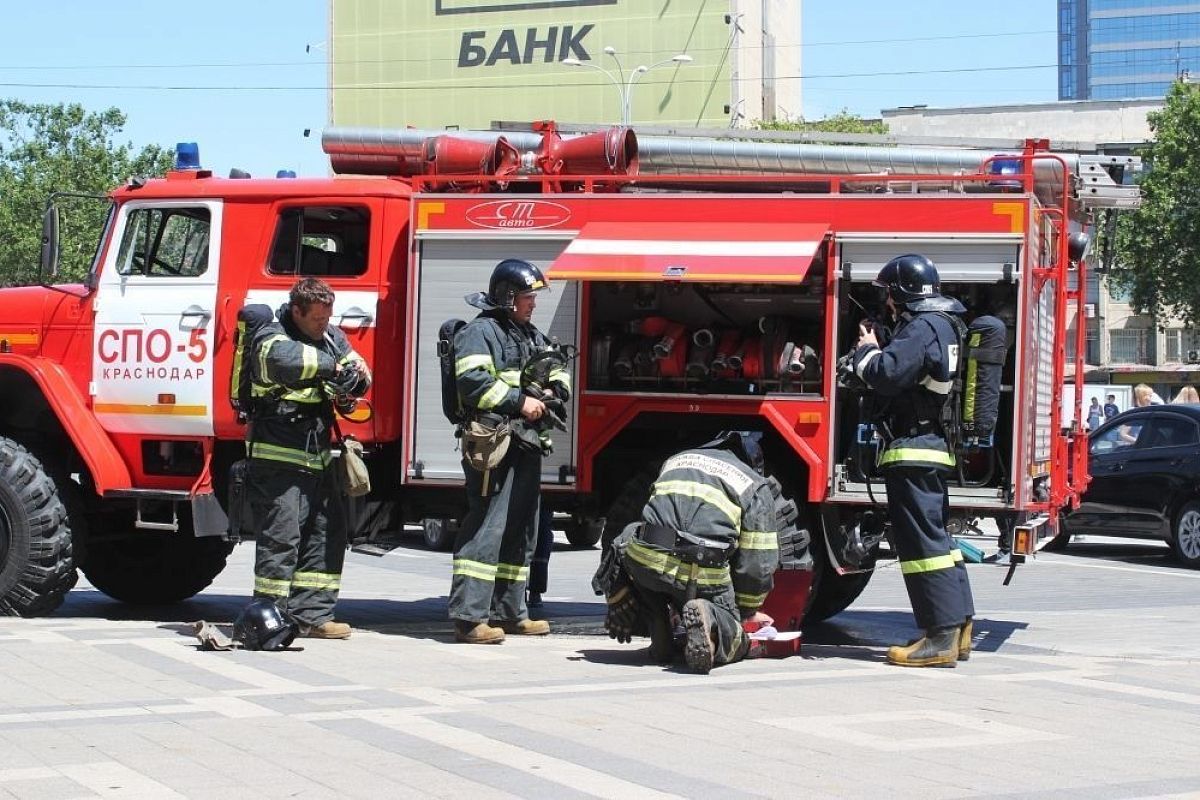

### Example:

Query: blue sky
xmin=2 ymin=1 xmax=1057 ymax=179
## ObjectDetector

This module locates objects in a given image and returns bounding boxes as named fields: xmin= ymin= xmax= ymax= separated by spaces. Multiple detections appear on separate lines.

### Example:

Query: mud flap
xmin=190 ymin=455 xmax=229 ymax=538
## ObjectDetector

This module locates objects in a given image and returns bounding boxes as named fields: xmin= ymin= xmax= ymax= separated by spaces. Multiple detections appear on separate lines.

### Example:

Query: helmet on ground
xmin=233 ymin=599 xmax=298 ymax=652
xmin=699 ymin=430 xmax=765 ymax=475
xmin=467 ymin=259 xmax=549 ymax=311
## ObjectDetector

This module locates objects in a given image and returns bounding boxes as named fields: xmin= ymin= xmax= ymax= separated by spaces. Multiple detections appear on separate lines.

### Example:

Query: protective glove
xmin=327 ymin=362 xmax=364 ymax=397
xmin=604 ymin=584 xmax=641 ymax=644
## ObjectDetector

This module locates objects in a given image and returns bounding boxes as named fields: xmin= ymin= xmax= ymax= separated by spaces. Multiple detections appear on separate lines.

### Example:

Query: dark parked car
xmin=1057 ymin=404 xmax=1200 ymax=567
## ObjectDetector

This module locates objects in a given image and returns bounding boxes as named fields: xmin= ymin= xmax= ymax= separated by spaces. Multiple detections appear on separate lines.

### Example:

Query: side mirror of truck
xmin=39 ymin=205 xmax=60 ymax=280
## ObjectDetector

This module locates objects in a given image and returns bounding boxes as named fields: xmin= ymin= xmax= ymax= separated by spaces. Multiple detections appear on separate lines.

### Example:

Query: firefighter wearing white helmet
xmin=852 ymin=254 xmax=976 ymax=668
xmin=448 ymin=259 xmax=571 ymax=644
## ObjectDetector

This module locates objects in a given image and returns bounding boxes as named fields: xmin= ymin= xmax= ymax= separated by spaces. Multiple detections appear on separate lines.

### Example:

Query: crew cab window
xmin=1141 ymin=416 xmax=1200 ymax=449
xmin=267 ymin=205 xmax=369 ymax=277
xmin=116 ymin=207 xmax=211 ymax=277
xmin=1092 ymin=420 xmax=1145 ymax=454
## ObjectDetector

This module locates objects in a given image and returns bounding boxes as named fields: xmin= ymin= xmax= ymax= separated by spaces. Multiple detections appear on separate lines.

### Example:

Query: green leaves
xmin=1111 ymin=81 xmax=1200 ymax=326
xmin=753 ymin=111 xmax=888 ymax=135
xmin=0 ymin=100 xmax=174 ymax=287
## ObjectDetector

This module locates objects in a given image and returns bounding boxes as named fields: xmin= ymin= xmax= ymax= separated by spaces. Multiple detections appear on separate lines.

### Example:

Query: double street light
xmin=562 ymin=46 xmax=692 ymax=127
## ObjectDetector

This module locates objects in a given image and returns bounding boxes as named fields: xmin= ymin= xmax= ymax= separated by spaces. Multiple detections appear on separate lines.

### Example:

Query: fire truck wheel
xmin=600 ymin=466 xmax=660 ymax=551
xmin=421 ymin=518 xmax=457 ymax=551
xmin=81 ymin=534 xmax=234 ymax=606
xmin=803 ymin=551 xmax=873 ymax=625
xmin=0 ymin=437 xmax=78 ymax=617
xmin=564 ymin=516 xmax=603 ymax=549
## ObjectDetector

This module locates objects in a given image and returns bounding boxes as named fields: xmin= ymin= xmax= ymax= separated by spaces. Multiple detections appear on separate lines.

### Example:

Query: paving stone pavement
xmin=1 ymin=527 xmax=1199 ymax=799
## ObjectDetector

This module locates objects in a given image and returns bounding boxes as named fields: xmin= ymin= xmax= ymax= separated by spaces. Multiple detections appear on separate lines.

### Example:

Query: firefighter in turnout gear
xmin=449 ymin=259 xmax=571 ymax=644
xmin=246 ymin=278 xmax=371 ymax=640
xmin=852 ymin=254 xmax=975 ymax=667
xmin=598 ymin=432 xmax=779 ymax=673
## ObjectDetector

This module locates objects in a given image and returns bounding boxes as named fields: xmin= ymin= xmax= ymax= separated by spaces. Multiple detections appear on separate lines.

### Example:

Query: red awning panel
xmin=547 ymin=222 xmax=829 ymax=283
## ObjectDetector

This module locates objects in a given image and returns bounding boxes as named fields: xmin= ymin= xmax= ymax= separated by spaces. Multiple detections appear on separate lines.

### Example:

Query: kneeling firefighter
xmin=594 ymin=432 xmax=780 ymax=673
xmin=447 ymin=259 xmax=572 ymax=644
xmin=850 ymin=254 xmax=975 ymax=667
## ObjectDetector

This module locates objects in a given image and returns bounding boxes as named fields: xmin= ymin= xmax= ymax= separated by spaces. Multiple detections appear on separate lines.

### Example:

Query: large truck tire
xmin=421 ymin=517 xmax=457 ymax=551
xmin=803 ymin=550 xmax=873 ymax=625
xmin=81 ymin=533 xmax=234 ymax=605
xmin=564 ymin=516 xmax=604 ymax=549
xmin=599 ymin=465 xmax=660 ymax=551
xmin=0 ymin=437 xmax=78 ymax=616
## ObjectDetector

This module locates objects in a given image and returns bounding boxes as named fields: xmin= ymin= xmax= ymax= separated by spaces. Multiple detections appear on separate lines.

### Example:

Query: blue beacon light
xmin=174 ymin=142 xmax=201 ymax=170
xmin=276 ymin=169 xmax=297 ymax=179
xmin=986 ymin=157 xmax=1023 ymax=190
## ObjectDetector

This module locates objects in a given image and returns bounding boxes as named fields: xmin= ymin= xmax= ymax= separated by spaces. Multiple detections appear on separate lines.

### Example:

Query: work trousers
xmin=529 ymin=505 xmax=554 ymax=596
xmin=616 ymin=529 xmax=748 ymax=666
xmin=883 ymin=465 xmax=975 ymax=631
xmin=249 ymin=461 xmax=346 ymax=626
xmin=449 ymin=446 xmax=541 ymax=624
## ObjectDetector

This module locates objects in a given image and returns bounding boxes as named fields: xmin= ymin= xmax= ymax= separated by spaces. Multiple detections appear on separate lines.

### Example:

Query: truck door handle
xmin=337 ymin=306 xmax=374 ymax=329
xmin=179 ymin=305 xmax=212 ymax=330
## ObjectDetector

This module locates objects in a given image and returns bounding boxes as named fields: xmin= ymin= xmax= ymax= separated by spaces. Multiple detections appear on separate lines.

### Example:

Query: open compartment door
xmin=547 ymin=222 xmax=830 ymax=283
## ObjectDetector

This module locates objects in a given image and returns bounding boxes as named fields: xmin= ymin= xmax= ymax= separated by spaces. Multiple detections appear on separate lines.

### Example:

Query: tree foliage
xmin=754 ymin=110 xmax=888 ymax=135
xmin=0 ymin=100 xmax=173 ymax=287
xmin=1109 ymin=80 xmax=1200 ymax=324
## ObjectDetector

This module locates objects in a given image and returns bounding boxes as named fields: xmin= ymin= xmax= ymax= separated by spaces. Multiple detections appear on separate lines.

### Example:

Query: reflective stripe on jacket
xmin=248 ymin=304 xmax=370 ymax=471
xmin=641 ymin=448 xmax=780 ymax=613
xmin=453 ymin=311 xmax=568 ymax=424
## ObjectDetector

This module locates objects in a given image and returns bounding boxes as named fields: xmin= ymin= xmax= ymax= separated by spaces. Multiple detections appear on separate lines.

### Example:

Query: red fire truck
xmin=0 ymin=121 xmax=1138 ymax=621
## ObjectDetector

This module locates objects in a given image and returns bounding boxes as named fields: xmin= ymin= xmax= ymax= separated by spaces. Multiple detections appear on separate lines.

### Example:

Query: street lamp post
xmin=562 ymin=48 xmax=692 ymax=126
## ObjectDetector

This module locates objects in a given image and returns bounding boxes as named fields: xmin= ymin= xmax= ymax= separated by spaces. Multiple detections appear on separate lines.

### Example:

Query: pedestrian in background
xmin=1086 ymin=397 xmax=1103 ymax=431
xmin=1103 ymin=393 xmax=1120 ymax=419
xmin=1172 ymin=385 xmax=1199 ymax=404
xmin=1133 ymin=383 xmax=1164 ymax=407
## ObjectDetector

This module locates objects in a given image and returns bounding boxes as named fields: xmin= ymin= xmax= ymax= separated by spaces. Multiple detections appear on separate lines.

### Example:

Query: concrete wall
xmin=882 ymin=99 xmax=1162 ymax=146
xmin=729 ymin=0 xmax=801 ymax=124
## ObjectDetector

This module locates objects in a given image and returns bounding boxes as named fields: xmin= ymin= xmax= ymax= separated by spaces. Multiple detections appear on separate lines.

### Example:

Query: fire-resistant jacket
xmin=248 ymin=304 xmax=370 ymax=471
xmin=453 ymin=310 xmax=571 ymax=423
xmin=852 ymin=309 xmax=961 ymax=471
xmin=631 ymin=447 xmax=780 ymax=614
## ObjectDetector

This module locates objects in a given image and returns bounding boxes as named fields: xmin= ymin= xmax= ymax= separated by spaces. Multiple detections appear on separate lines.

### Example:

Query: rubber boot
xmin=455 ymin=620 xmax=505 ymax=644
xmin=886 ymin=627 xmax=959 ymax=668
xmin=682 ymin=599 xmax=716 ymax=674
xmin=958 ymin=618 xmax=973 ymax=662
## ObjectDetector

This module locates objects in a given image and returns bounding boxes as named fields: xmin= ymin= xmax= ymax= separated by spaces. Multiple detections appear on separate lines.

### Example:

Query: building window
xmin=1167 ymin=328 xmax=1183 ymax=362
xmin=1110 ymin=328 xmax=1149 ymax=364
xmin=1066 ymin=329 xmax=1101 ymax=364
xmin=1167 ymin=328 xmax=1200 ymax=363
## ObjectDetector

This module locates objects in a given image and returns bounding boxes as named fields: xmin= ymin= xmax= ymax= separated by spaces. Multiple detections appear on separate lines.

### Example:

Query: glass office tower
xmin=1058 ymin=0 xmax=1200 ymax=100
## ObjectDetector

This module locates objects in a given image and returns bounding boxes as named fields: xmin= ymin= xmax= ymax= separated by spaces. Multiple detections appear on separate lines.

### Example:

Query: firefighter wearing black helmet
xmin=448 ymin=259 xmax=571 ymax=644
xmin=852 ymin=254 xmax=975 ymax=668
xmin=595 ymin=432 xmax=780 ymax=673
